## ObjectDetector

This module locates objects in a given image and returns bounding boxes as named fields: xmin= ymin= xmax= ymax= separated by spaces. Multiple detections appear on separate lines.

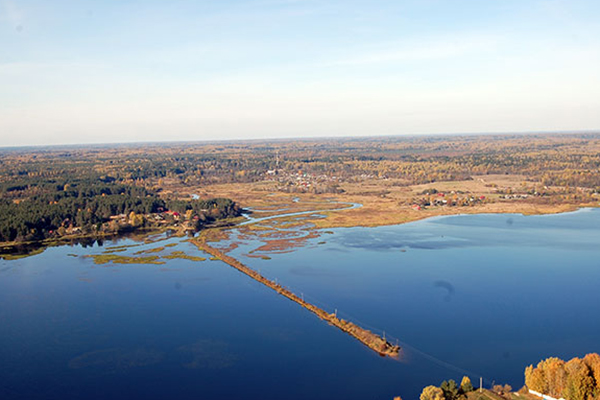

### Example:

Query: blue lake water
xmin=1 ymin=209 xmax=600 ymax=399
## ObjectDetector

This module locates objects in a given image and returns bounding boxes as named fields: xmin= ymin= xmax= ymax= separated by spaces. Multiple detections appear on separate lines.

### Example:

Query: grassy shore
xmin=0 ymin=216 xmax=243 ymax=260
xmin=2 ymin=175 xmax=598 ymax=260
xmin=189 ymin=178 xmax=598 ymax=231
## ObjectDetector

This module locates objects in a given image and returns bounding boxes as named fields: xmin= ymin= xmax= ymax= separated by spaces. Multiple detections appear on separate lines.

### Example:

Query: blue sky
xmin=1 ymin=0 xmax=599 ymax=146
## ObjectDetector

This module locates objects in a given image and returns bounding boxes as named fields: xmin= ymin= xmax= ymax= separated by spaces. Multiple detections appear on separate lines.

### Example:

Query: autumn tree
xmin=542 ymin=357 xmax=568 ymax=398
xmin=129 ymin=211 xmax=144 ymax=227
xmin=525 ymin=354 xmax=600 ymax=400
xmin=460 ymin=376 xmax=474 ymax=393
xmin=583 ymin=353 xmax=600 ymax=392
xmin=421 ymin=385 xmax=445 ymax=400
xmin=440 ymin=380 xmax=460 ymax=400
xmin=526 ymin=363 xmax=548 ymax=393
xmin=563 ymin=358 xmax=594 ymax=400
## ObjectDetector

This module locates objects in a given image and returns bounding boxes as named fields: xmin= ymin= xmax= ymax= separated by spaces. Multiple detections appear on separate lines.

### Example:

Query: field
xmin=2 ymin=133 xmax=600 ymax=254
xmin=192 ymin=174 xmax=596 ymax=231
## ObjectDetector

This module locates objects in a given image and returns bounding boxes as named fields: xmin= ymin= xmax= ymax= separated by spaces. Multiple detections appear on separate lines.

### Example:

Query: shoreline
xmin=0 ymin=217 xmax=245 ymax=258
xmin=235 ymin=193 xmax=597 ymax=230
xmin=1 ymin=203 xmax=597 ymax=258
xmin=308 ymin=201 xmax=597 ymax=230
xmin=330 ymin=204 xmax=598 ymax=228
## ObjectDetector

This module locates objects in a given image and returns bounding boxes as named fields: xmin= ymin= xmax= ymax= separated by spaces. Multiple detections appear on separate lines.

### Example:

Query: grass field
xmin=182 ymin=175 xmax=597 ymax=231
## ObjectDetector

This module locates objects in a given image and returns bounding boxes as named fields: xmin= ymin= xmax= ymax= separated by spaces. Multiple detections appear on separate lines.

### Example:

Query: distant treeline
xmin=4 ymin=133 xmax=600 ymax=242
xmin=0 ymin=180 xmax=239 ymax=242
xmin=4 ymin=134 xmax=600 ymax=190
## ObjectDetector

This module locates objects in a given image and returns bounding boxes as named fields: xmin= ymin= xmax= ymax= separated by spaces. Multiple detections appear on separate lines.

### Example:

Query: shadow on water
xmin=433 ymin=280 xmax=455 ymax=302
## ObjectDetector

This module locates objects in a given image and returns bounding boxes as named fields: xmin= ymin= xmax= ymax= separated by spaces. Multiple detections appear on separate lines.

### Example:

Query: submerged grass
xmin=87 ymin=244 xmax=206 ymax=264
xmin=105 ymin=244 xmax=143 ymax=251
xmin=0 ymin=247 xmax=45 ymax=260
xmin=102 ymin=248 xmax=128 ymax=254
xmin=134 ymin=246 xmax=166 ymax=255
xmin=162 ymin=251 xmax=206 ymax=262
xmin=85 ymin=254 xmax=165 ymax=265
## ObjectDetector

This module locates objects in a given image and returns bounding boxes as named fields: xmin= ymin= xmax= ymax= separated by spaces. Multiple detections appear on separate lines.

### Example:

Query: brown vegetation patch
xmin=134 ymin=246 xmax=165 ymax=255
xmin=161 ymin=251 xmax=206 ymax=262
xmin=84 ymin=254 xmax=165 ymax=265
xmin=258 ymin=230 xmax=305 ymax=239
xmin=244 ymin=253 xmax=272 ymax=260
xmin=198 ymin=228 xmax=231 ymax=244
xmin=253 ymin=231 xmax=321 ymax=253
xmin=213 ymin=242 xmax=239 ymax=254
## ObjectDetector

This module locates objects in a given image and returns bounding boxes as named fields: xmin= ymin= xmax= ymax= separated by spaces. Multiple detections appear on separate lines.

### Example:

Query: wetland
xmin=1 ymin=207 xmax=599 ymax=399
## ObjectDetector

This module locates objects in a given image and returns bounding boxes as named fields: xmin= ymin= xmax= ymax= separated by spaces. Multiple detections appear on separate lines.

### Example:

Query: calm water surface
xmin=1 ymin=209 xmax=599 ymax=399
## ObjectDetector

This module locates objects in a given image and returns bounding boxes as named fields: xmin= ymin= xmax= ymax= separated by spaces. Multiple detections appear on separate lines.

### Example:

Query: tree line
xmin=525 ymin=353 xmax=600 ymax=400
xmin=420 ymin=376 xmax=475 ymax=400
xmin=0 ymin=180 xmax=240 ymax=243
xmin=6 ymin=134 xmax=600 ymax=191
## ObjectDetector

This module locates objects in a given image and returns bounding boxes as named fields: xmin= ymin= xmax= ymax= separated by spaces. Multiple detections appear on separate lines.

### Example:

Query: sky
xmin=1 ymin=0 xmax=600 ymax=146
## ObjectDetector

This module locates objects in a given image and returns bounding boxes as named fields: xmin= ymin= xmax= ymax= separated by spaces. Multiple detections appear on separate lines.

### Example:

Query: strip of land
xmin=193 ymin=237 xmax=400 ymax=358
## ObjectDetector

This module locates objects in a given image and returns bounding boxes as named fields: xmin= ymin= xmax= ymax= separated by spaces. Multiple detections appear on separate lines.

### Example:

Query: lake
xmin=1 ymin=209 xmax=599 ymax=400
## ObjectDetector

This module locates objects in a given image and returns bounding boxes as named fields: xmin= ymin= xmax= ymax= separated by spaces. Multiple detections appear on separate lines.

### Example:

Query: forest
xmin=525 ymin=354 xmax=600 ymax=400
xmin=4 ymin=134 xmax=600 ymax=190
xmin=0 ymin=170 xmax=239 ymax=243
xmin=2 ymin=133 xmax=600 ymax=244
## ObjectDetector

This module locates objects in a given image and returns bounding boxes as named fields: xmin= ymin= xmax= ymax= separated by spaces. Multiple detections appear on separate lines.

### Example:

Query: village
xmin=264 ymin=168 xmax=346 ymax=194
xmin=411 ymin=189 xmax=488 ymax=210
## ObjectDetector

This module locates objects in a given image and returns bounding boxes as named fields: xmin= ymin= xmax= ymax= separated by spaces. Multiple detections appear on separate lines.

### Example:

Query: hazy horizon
xmin=2 ymin=0 xmax=600 ymax=147
xmin=2 ymin=129 xmax=600 ymax=150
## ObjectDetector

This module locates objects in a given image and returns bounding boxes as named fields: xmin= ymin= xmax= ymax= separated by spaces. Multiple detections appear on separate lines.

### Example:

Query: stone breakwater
xmin=194 ymin=239 xmax=400 ymax=358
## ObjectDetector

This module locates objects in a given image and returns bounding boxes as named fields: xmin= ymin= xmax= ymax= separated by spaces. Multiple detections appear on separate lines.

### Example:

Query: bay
xmin=1 ymin=209 xmax=599 ymax=399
